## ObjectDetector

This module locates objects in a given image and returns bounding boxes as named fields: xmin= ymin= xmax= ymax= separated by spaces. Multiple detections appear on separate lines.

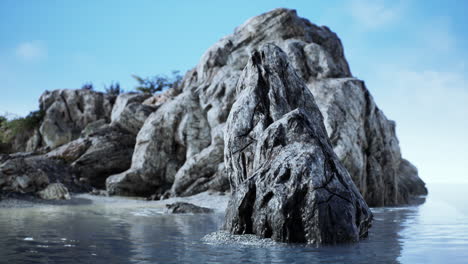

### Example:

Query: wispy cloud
xmin=15 ymin=41 xmax=47 ymax=61
xmin=349 ymin=0 xmax=403 ymax=29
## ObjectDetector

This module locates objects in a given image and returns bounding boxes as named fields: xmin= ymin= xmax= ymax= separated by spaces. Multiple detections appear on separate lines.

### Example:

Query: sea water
xmin=0 ymin=183 xmax=467 ymax=264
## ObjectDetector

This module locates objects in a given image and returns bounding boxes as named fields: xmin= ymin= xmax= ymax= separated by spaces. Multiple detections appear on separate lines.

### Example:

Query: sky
xmin=0 ymin=0 xmax=467 ymax=184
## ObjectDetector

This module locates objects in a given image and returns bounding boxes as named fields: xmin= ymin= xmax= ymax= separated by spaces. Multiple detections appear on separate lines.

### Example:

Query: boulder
xmin=37 ymin=183 xmax=71 ymax=200
xmin=39 ymin=89 xmax=114 ymax=149
xmin=224 ymin=44 xmax=372 ymax=244
xmin=165 ymin=202 xmax=214 ymax=214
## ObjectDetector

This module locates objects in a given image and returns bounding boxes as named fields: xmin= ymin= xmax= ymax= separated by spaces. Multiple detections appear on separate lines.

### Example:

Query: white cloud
xmin=15 ymin=41 xmax=47 ymax=61
xmin=349 ymin=0 xmax=402 ymax=29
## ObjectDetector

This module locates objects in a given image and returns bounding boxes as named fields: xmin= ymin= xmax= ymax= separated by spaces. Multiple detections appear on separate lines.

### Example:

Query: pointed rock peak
xmin=224 ymin=45 xmax=372 ymax=244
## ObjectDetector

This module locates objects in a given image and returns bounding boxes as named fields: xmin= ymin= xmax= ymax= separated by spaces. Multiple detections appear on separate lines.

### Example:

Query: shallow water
xmin=0 ymin=184 xmax=467 ymax=264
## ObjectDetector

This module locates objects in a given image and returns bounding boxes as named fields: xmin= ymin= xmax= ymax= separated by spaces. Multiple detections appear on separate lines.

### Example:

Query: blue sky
xmin=0 ymin=0 xmax=467 ymax=183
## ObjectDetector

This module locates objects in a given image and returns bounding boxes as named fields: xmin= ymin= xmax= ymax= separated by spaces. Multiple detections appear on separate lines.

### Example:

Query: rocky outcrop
xmin=39 ymin=89 xmax=114 ymax=149
xmin=106 ymin=8 xmax=425 ymax=206
xmin=308 ymin=79 xmax=419 ymax=206
xmin=46 ymin=124 xmax=136 ymax=188
xmin=398 ymin=159 xmax=428 ymax=201
xmin=0 ymin=153 xmax=86 ymax=198
xmin=224 ymin=44 xmax=372 ymax=244
xmin=111 ymin=93 xmax=156 ymax=135
xmin=106 ymin=8 xmax=348 ymax=197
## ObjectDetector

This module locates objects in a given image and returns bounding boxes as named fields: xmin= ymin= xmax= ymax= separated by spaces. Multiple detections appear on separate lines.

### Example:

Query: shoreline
xmin=0 ymin=191 xmax=231 ymax=212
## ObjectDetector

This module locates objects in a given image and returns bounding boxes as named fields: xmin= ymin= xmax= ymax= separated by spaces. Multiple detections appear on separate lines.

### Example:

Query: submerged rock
xmin=165 ymin=202 xmax=214 ymax=214
xmin=224 ymin=44 xmax=372 ymax=245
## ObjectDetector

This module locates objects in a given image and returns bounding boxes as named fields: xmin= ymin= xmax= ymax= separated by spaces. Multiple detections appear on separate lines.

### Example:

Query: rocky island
xmin=0 ymin=8 xmax=427 ymax=245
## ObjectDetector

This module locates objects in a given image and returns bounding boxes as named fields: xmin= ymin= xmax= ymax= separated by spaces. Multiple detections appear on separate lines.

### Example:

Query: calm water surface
xmin=1 ymin=184 xmax=467 ymax=264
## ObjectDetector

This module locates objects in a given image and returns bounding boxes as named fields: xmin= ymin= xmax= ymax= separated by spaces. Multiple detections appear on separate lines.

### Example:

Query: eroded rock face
xmin=111 ymin=93 xmax=156 ymax=135
xmin=107 ymin=8 xmax=425 ymax=205
xmin=398 ymin=159 xmax=428 ymax=201
xmin=46 ymin=125 xmax=135 ymax=188
xmin=106 ymin=8 xmax=352 ymax=197
xmin=39 ymin=89 xmax=114 ymax=149
xmin=0 ymin=153 xmax=86 ymax=197
xmin=224 ymin=45 xmax=372 ymax=244
xmin=309 ymin=78 xmax=411 ymax=206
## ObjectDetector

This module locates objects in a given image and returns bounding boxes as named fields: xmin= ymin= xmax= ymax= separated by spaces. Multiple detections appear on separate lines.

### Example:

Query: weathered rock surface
xmin=0 ymin=153 xmax=86 ymax=198
xmin=224 ymin=44 xmax=372 ymax=244
xmin=39 ymin=89 xmax=114 ymax=149
xmin=308 ymin=78 xmax=423 ymax=206
xmin=37 ymin=183 xmax=71 ymax=200
xmin=46 ymin=124 xmax=135 ymax=188
xmin=106 ymin=7 xmax=348 ymax=197
xmin=398 ymin=159 xmax=428 ymax=200
xmin=106 ymin=8 xmax=425 ymax=206
xmin=111 ymin=93 xmax=156 ymax=135
xmin=165 ymin=202 xmax=214 ymax=214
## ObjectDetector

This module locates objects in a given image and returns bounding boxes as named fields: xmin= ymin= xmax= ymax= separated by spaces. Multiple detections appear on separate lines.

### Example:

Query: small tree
xmin=105 ymin=82 xmax=123 ymax=96
xmin=82 ymin=82 xmax=94 ymax=90
xmin=132 ymin=71 xmax=182 ymax=94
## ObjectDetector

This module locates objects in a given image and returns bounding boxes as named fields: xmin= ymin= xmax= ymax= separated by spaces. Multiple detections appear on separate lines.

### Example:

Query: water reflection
xmin=0 ymin=185 xmax=466 ymax=263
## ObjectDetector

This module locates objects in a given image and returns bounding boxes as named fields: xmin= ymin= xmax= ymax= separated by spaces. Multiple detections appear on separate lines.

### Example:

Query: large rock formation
xmin=0 ymin=152 xmax=86 ymax=199
xmin=39 ymin=89 xmax=115 ymax=149
xmin=224 ymin=44 xmax=372 ymax=244
xmin=106 ymin=8 xmax=425 ymax=206
xmin=0 ymin=91 xmax=157 ymax=197
xmin=307 ymin=79 xmax=426 ymax=206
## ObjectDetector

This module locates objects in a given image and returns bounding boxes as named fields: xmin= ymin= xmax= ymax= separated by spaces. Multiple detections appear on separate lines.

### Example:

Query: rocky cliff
xmin=0 ymin=8 xmax=426 ymax=206
xmin=106 ymin=8 xmax=426 ymax=205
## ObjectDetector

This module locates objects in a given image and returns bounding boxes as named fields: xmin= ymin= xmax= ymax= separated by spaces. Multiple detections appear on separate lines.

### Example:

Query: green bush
xmin=132 ymin=70 xmax=182 ymax=94
xmin=104 ymin=82 xmax=123 ymax=96
xmin=0 ymin=110 xmax=44 ymax=149
xmin=82 ymin=82 xmax=94 ymax=90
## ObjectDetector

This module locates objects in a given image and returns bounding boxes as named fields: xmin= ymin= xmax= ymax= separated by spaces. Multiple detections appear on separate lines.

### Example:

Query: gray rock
xmin=106 ymin=8 xmax=425 ymax=205
xmin=308 ymin=78 xmax=428 ymax=205
xmin=224 ymin=44 xmax=372 ymax=245
xmin=398 ymin=159 xmax=428 ymax=202
xmin=165 ymin=202 xmax=214 ymax=214
xmin=37 ymin=183 xmax=71 ymax=200
xmin=46 ymin=125 xmax=135 ymax=188
xmin=39 ymin=89 xmax=114 ymax=149
xmin=106 ymin=8 xmax=349 ymax=197
xmin=111 ymin=93 xmax=156 ymax=135
xmin=0 ymin=154 xmax=85 ymax=197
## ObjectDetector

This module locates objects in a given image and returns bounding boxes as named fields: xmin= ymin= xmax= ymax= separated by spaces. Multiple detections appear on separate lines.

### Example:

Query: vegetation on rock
xmin=132 ymin=71 xmax=182 ymax=94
